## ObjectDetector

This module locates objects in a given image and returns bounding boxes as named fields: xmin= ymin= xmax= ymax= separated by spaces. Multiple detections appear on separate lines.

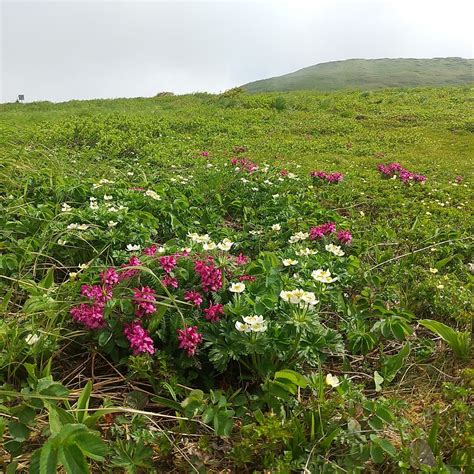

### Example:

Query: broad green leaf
xmin=60 ymin=443 xmax=89 ymax=474
xmin=381 ymin=342 xmax=410 ymax=383
xmin=39 ymin=442 xmax=59 ymax=474
xmin=76 ymin=380 xmax=92 ymax=423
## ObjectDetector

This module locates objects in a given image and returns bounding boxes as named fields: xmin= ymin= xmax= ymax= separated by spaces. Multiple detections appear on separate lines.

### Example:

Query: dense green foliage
xmin=0 ymin=86 xmax=472 ymax=472
xmin=242 ymin=57 xmax=474 ymax=92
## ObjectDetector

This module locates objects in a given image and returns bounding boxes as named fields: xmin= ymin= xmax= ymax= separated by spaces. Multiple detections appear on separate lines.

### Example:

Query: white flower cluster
xmin=67 ymin=223 xmax=90 ymax=231
xmin=235 ymin=315 xmax=267 ymax=333
xmin=325 ymin=244 xmax=345 ymax=257
xmin=295 ymin=247 xmax=317 ymax=256
xmin=312 ymin=269 xmax=338 ymax=283
xmin=229 ymin=282 xmax=245 ymax=293
xmin=280 ymin=289 xmax=318 ymax=307
xmin=188 ymin=233 xmax=234 ymax=251
xmin=145 ymin=189 xmax=161 ymax=201
xmin=288 ymin=232 xmax=309 ymax=244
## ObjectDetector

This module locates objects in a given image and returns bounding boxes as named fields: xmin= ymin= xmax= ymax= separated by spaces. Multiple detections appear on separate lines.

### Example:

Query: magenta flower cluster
xmin=230 ymin=157 xmax=259 ymax=173
xmin=310 ymin=171 xmax=344 ymax=183
xmin=309 ymin=222 xmax=352 ymax=244
xmin=184 ymin=290 xmax=203 ymax=306
xmin=124 ymin=322 xmax=155 ymax=355
xmin=194 ymin=258 xmax=223 ymax=292
xmin=133 ymin=286 xmax=157 ymax=317
xmin=159 ymin=255 xmax=177 ymax=273
xmin=203 ymin=303 xmax=224 ymax=322
xmin=177 ymin=326 xmax=203 ymax=356
xmin=70 ymin=266 xmax=121 ymax=330
xmin=377 ymin=162 xmax=426 ymax=183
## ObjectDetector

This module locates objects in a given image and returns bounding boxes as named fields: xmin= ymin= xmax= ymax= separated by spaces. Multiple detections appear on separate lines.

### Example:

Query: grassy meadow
xmin=0 ymin=86 xmax=473 ymax=472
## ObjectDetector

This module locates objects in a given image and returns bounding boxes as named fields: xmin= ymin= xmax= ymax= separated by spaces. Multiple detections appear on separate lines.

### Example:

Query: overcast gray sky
xmin=1 ymin=0 xmax=473 ymax=102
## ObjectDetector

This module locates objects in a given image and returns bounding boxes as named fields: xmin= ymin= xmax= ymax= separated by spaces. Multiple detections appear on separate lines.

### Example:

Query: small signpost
xmin=17 ymin=94 xmax=24 ymax=103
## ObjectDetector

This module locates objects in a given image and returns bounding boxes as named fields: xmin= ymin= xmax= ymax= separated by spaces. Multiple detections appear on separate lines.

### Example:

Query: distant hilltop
xmin=242 ymin=57 xmax=474 ymax=92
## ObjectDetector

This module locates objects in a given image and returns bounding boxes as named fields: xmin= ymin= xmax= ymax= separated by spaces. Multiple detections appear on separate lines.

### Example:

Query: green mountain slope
xmin=242 ymin=57 xmax=474 ymax=92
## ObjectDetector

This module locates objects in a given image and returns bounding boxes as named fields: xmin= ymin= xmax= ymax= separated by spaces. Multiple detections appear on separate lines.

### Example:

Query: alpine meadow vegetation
xmin=0 ymin=86 xmax=473 ymax=472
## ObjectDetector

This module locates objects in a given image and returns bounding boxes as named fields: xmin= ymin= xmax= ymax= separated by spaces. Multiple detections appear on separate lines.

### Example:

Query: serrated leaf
xmin=60 ymin=443 xmax=89 ymax=474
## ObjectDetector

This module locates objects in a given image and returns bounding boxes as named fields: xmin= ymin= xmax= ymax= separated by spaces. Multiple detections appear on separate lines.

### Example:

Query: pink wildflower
xmin=239 ymin=274 xmax=256 ymax=282
xmin=204 ymin=303 xmax=224 ymax=322
xmin=194 ymin=260 xmax=223 ymax=292
xmin=124 ymin=322 xmax=155 ymax=355
xmin=120 ymin=256 xmax=141 ymax=280
xmin=200 ymin=151 xmax=210 ymax=157
xmin=177 ymin=326 xmax=202 ymax=356
xmin=309 ymin=222 xmax=336 ymax=240
xmin=337 ymin=230 xmax=353 ymax=244
xmin=81 ymin=284 xmax=111 ymax=306
xmin=161 ymin=275 xmax=179 ymax=288
xmin=101 ymin=268 xmax=120 ymax=287
xmin=159 ymin=255 xmax=177 ymax=273
xmin=280 ymin=169 xmax=289 ymax=176
xmin=184 ymin=290 xmax=203 ymax=306
xmin=143 ymin=244 xmax=157 ymax=256
xmin=234 ymin=253 xmax=249 ymax=266
xmin=70 ymin=303 xmax=105 ymax=330
xmin=133 ymin=286 xmax=157 ymax=317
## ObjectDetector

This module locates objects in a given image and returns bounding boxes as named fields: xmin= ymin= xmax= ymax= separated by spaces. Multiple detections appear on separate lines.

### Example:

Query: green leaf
xmin=47 ymin=404 xmax=75 ymax=435
xmin=76 ymin=380 xmax=92 ymax=423
xmin=73 ymin=432 xmax=108 ymax=461
xmin=419 ymin=319 xmax=471 ymax=359
xmin=374 ymin=371 xmax=384 ymax=392
xmin=60 ymin=443 xmax=89 ymax=474
xmin=38 ymin=267 xmax=55 ymax=290
xmin=370 ymin=443 xmax=385 ymax=463
xmin=39 ymin=441 xmax=59 ymax=474
xmin=371 ymin=435 xmax=397 ymax=457
xmin=368 ymin=415 xmax=384 ymax=431
xmin=8 ymin=420 xmax=30 ymax=441
xmin=274 ymin=369 xmax=308 ymax=389
xmin=152 ymin=395 xmax=183 ymax=413
xmin=381 ymin=342 xmax=410 ymax=383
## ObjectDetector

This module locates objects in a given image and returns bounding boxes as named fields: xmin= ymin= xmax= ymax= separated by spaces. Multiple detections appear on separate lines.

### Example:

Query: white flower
xmin=188 ymin=233 xmax=210 ymax=244
xmin=79 ymin=263 xmax=88 ymax=270
xmin=296 ymin=248 xmax=317 ymax=256
xmin=108 ymin=221 xmax=118 ymax=228
xmin=103 ymin=194 xmax=113 ymax=201
xmin=271 ymin=224 xmax=281 ymax=231
xmin=429 ymin=268 xmax=438 ymax=274
xmin=61 ymin=203 xmax=72 ymax=212
xmin=241 ymin=178 xmax=249 ymax=183
xmin=145 ymin=190 xmax=161 ymax=201
xmin=67 ymin=223 xmax=78 ymax=230
xmin=468 ymin=263 xmax=474 ymax=273
xmin=158 ymin=246 xmax=166 ymax=253
xmin=289 ymin=232 xmax=309 ymax=244
xmin=282 ymin=258 xmax=298 ymax=267
xmin=107 ymin=206 xmax=118 ymax=212
xmin=312 ymin=269 xmax=338 ymax=284
xmin=325 ymin=244 xmax=345 ymax=257
xmin=436 ymin=284 xmax=444 ymax=290
xmin=99 ymin=179 xmax=112 ymax=185
xmin=251 ymin=187 xmax=259 ymax=191
xmin=206 ymin=163 xmax=213 ymax=168
xmin=25 ymin=333 xmax=40 ymax=345
xmin=89 ymin=201 xmax=99 ymax=210
xmin=325 ymin=373 xmax=340 ymax=388
xmin=249 ymin=230 xmax=263 ymax=235
xmin=235 ymin=321 xmax=251 ymax=332
xmin=272 ymin=194 xmax=280 ymax=199
xmin=68 ymin=272 xmax=78 ymax=280
xmin=127 ymin=172 xmax=134 ymax=176
xmin=280 ymin=289 xmax=318 ymax=307
xmin=57 ymin=238 xmax=67 ymax=246
xmin=203 ymin=241 xmax=217 ymax=251
xmin=217 ymin=238 xmax=234 ymax=251
xmin=181 ymin=247 xmax=192 ymax=253
xmin=229 ymin=282 xmax=245 ymax=293
xmin=264 ymin=179 xmax=272 ymax=185
xmin=77 ymin=224 xmax=89 ymax=231
xmin=236 ymin=315 xmax=268 ymax=333
xmin=126 ymin=244 xmax=141 ymax=252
